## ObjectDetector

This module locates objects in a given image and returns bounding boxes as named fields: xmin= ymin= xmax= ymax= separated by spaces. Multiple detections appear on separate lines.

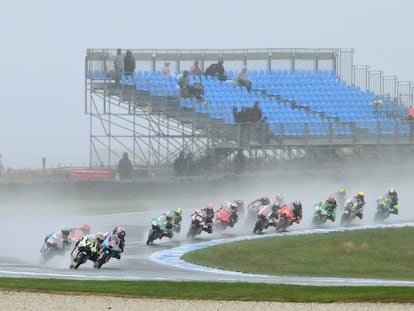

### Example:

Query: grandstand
xmin=85 ymin=48 xmax=414 ymax=173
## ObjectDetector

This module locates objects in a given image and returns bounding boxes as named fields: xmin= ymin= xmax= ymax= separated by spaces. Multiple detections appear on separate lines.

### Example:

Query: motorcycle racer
xmin=292 ymin=200 xmax=303 ymax=224
xmin=353 ymin=191 xmax=365 ymax=219
xmin=325 ymin=195 xmax=337 ymax=221
xmin=247 ymin=195 xmax=271 ymax=222
xmin=70 ymin=232 xmax=105 ymax=268
xmin=195 ymin=203 xmax=215 ymax=233
xmin=107 ymin=226 xmax=126 ymax=259
xmin=150 ymin=211 xmax=175 ymax=240
xmin=43 ymin=225 xmax=73 ymax=250
xmin=217 ymin=201 xmax=239 ymax=226
xmin=387 ymin=188 xmax=399 ymax=214
xmin=171 ymin=208 xmax=183 ymax=233
xmin=276 ymin=200 xmax=302 ymax=224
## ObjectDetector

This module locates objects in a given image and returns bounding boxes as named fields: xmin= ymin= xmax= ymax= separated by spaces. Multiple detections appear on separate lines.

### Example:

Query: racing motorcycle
xmin=275 ymin=205 xmax=294 ymax=232
xmin=40 ymin=232 xmax=70 ymax=263
xmin=253 ymin=207 xmax=271 ymax=234
xmin=340 ymin=199 xmax=357 ymax=226
xmin=146 ymin=219 xmax=173 ymax=245
xmin=312 ymin=201 xmax=329 ymax=227
xmin=215 ymin=207 xmax=238 ymax=231
xmin=374 ymin=196 xmax=397 ymax=222
xmin=186 ymin=211 xmax=212 ymax=238
xmin=69 ymin=235 xmax=101 ymax=269
xmin=94 ymin=233 xmax=122 ymax=269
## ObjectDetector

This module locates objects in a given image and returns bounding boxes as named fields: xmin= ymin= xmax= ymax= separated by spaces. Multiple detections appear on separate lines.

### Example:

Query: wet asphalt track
xmin=1 ymin=207 xmax=414 ymax=287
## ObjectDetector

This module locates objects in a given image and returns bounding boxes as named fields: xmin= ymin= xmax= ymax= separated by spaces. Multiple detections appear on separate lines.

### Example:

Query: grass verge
xmin=183 ymin=227 xmax=414 ymax=280
xmin=1 ymin=278 xmax=414 ymax=302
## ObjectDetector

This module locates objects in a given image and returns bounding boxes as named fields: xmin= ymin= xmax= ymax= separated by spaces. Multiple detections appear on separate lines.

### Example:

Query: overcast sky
xmin=1 ymin=0 xmax=413 ymax=169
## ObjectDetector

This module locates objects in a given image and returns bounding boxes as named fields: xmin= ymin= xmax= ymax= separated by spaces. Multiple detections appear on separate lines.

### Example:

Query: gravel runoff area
xmin=1 ymin=291 xmax=413 ymax=311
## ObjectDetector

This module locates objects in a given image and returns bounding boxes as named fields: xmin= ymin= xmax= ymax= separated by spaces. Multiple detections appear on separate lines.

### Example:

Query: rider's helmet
xmin=230 ymin=201 xmax=238 ymax=211
xmin=338 ymin=187 xmax=346 ymax=195
xmin=95 ymin=233 xmax=105 ymax=244
xmin=60 ymin=225 xmax=71 ymax=238
xmin=80 ymin=224 xmax=91 ymax=235
xmin=61 ymin=225 xmax=71 ymax=234
xmin=356 ymin=191 xmax=365 ymax=199
xmin=111 ymin=226 xmax=119 ymax=234
xmin=260 ymin=195 xmax=270 ymax=205
xmin=275 ymin=194 xmax=283 ymax=206
xmin=205 ymin=203 xmax=214 ymax=215
xmin=175 ymin=208 xmax=183 ymax=216
xmin=116 ymin=227 xmax=126 ymax=239
xmin=293 ymin=200 xmax=302 ymax=211
xmin=326 ymin=195 xmax=336 ymax=207
xmin=388 ymin=188 xmax=397 ymax=197
xmin=166 ymin=211 xmax=175 ymax=221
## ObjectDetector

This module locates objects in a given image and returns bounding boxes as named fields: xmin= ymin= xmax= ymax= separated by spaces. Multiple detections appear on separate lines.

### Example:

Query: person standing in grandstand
xmin=248 ymin=101 xmax=263 ymax=123
xmin=123 ymin=50 xmax=136 ymax=77
xmin=190 ymin=60 xmax=202 ymax=76
xmin=117 ymin=152 xmax=133 ymax=180
xmin=113 ymin=48 xmax=124 ymax=88
xmin=161 ymin=61 xmax=172 ymax=77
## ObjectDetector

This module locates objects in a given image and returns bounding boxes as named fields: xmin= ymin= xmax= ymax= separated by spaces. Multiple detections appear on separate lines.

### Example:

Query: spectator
xmin=188 ymin=82 xmax=205 ymax=100
xmin=162 ymin=61 xmax=172 ymax=77
xmin=123 ymin=50 xmax=136 ymax=77
xmin=0 ymin=154 xmax=5 ymax=177
xmin=233 ymin=66 xmax=252 ymax=93
xmin=190 ymin=60 xmax=202 ymax=76
xmin=113 ymin=48 xmax=124 ymax=88
xmin=408 ymin=106 xmax=414 ymax=140
xmin=174 ymin=151 xmax=187 ymax=176
xmin=248 ymin=101 xmax=262 ymax=123
xmin=117 ymin=152 xmax=133 ymax=180
xmin=204 ymin=59 xmax=227 ymax=81
xmin=232 ymin=106 xmax=248 ymax=123
xmin=178 ymin=71 xmax=204 ymax=100
xmin=178 ymin=70 xmax=190 ymax=97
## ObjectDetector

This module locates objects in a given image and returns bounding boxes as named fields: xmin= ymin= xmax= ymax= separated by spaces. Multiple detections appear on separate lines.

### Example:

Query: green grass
xmin=1 ymin=278 xmax=414 ymax=302
xmin=183 ymin=227 xmax=414 ymax=280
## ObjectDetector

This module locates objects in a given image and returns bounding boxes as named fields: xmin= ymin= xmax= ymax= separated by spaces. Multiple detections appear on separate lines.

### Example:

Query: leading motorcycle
xmin=94 ymin=233 xmax=122 ymax=269
xmin=69 ymin=235 xmax=102 ymax=269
